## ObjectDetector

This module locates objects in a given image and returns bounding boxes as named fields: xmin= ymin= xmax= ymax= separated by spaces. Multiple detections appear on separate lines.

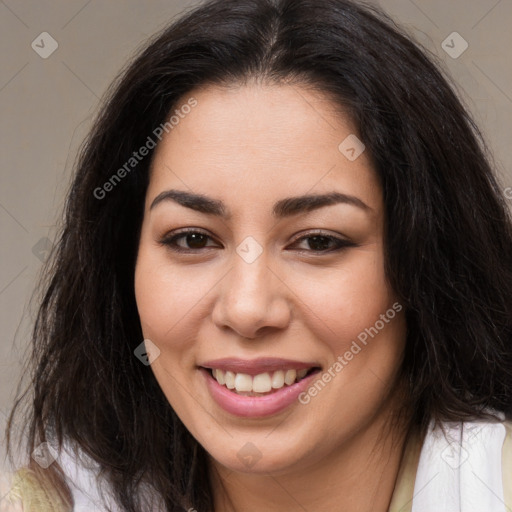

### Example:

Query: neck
xmin=209 ymin=406 xmax=411 ymax=512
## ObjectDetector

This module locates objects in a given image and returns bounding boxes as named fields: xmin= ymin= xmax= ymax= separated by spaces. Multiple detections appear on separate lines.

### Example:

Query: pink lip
xmin=200 ymin=366 xmax=321 ymax=418
xmin=200 ymin=357 xmax=318 ymax=376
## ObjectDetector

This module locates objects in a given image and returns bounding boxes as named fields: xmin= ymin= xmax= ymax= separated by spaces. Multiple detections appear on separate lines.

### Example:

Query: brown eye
xmin=306 ymin=235 xmax=334 ymax=251
xmin=290 ymin=232 xmax=356 ymax=254
xmin=183 ymin=232 xmax=208 ymax=249
xmin=159 ymin=229 xmax=221 ymax=253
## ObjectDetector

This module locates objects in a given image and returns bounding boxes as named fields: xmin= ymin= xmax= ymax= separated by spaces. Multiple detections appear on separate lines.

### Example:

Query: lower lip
xmin=201 ymin=368 xmax=320 ymax=418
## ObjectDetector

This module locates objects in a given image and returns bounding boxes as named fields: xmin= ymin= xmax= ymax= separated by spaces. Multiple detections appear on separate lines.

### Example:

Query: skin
xmin=134 ymin=82 xmax=409 ymax=512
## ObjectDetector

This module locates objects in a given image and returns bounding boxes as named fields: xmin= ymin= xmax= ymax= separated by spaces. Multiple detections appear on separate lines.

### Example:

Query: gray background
xmin=1 ymin=0 xmax=511 ymax=467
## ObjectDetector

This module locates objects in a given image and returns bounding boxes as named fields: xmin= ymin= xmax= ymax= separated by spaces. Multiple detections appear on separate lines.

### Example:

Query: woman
xmin=4 ymin=0 xmax=512 ymax=510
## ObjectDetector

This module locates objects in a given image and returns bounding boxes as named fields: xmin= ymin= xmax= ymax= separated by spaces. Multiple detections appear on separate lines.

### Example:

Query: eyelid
xmin=162 ymin=227 xmax=214 ymax=239
xmin=288 ymin=229 xmax=351 ymax=244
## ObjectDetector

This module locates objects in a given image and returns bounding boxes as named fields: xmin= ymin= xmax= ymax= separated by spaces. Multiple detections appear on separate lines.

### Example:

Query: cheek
xmin=292 ymin=246 xmax=393 ymax=350
xmin=134 ymin=247 xmax=204 ymax=412
xmin=292 ymin=247 xmax=405 ymax=439
xmin=134 ymin=245 xmax=214 ymax=346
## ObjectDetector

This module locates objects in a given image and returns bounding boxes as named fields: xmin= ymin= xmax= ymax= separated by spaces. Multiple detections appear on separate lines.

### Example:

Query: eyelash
xmin=158 ymin=228 xmax=356 ymax=255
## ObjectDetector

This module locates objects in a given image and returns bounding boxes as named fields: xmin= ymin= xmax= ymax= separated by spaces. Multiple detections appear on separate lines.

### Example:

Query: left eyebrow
xmin=273 ymin=191 xmax=372 ymax=217
xmin=149 ymin=189 xmax=372 ymax=218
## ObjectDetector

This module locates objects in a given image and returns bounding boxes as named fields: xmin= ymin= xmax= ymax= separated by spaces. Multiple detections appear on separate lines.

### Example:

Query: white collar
xmin=412 ymin=418 xmax=507 ymax=512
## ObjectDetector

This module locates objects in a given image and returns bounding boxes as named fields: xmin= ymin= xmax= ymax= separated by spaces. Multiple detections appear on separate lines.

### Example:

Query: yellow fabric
xmin=5 ymin=468 xmax=69 ymax=512
xmin=503 ymin=421 xmax=512 ymax=510
xmin=388 ymin=429 xmax=423 ymax=512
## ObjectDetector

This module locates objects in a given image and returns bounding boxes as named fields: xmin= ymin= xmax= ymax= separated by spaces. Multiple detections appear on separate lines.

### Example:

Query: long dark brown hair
xmin=7 ymin=0 xmax=512 ymax=510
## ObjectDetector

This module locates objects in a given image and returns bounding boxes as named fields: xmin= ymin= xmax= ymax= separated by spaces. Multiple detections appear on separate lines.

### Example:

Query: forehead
xmin=147 ymin=83 xmax=382 ymax=214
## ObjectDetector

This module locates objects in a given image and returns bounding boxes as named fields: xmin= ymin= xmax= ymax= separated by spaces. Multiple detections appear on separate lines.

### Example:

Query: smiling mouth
xmin=205 ymin=367 xmax=320 ymax=396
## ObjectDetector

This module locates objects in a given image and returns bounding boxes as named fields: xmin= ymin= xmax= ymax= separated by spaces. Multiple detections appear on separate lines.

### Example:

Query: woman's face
xmin=134 ymin=83 xmax=407 ymax=475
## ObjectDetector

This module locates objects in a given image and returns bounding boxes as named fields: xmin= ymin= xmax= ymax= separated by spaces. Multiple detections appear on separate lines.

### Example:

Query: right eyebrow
xmin=150 ymin=189 xmax=228 ymax=217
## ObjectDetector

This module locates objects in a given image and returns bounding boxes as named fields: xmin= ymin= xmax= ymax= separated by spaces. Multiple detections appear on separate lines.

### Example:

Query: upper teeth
xmin=212 ymin=368 xmax=309 ymax=393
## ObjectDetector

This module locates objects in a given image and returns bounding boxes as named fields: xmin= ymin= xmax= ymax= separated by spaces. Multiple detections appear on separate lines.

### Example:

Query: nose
xmin=211 ymin=252 xmax=292 ymax=339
